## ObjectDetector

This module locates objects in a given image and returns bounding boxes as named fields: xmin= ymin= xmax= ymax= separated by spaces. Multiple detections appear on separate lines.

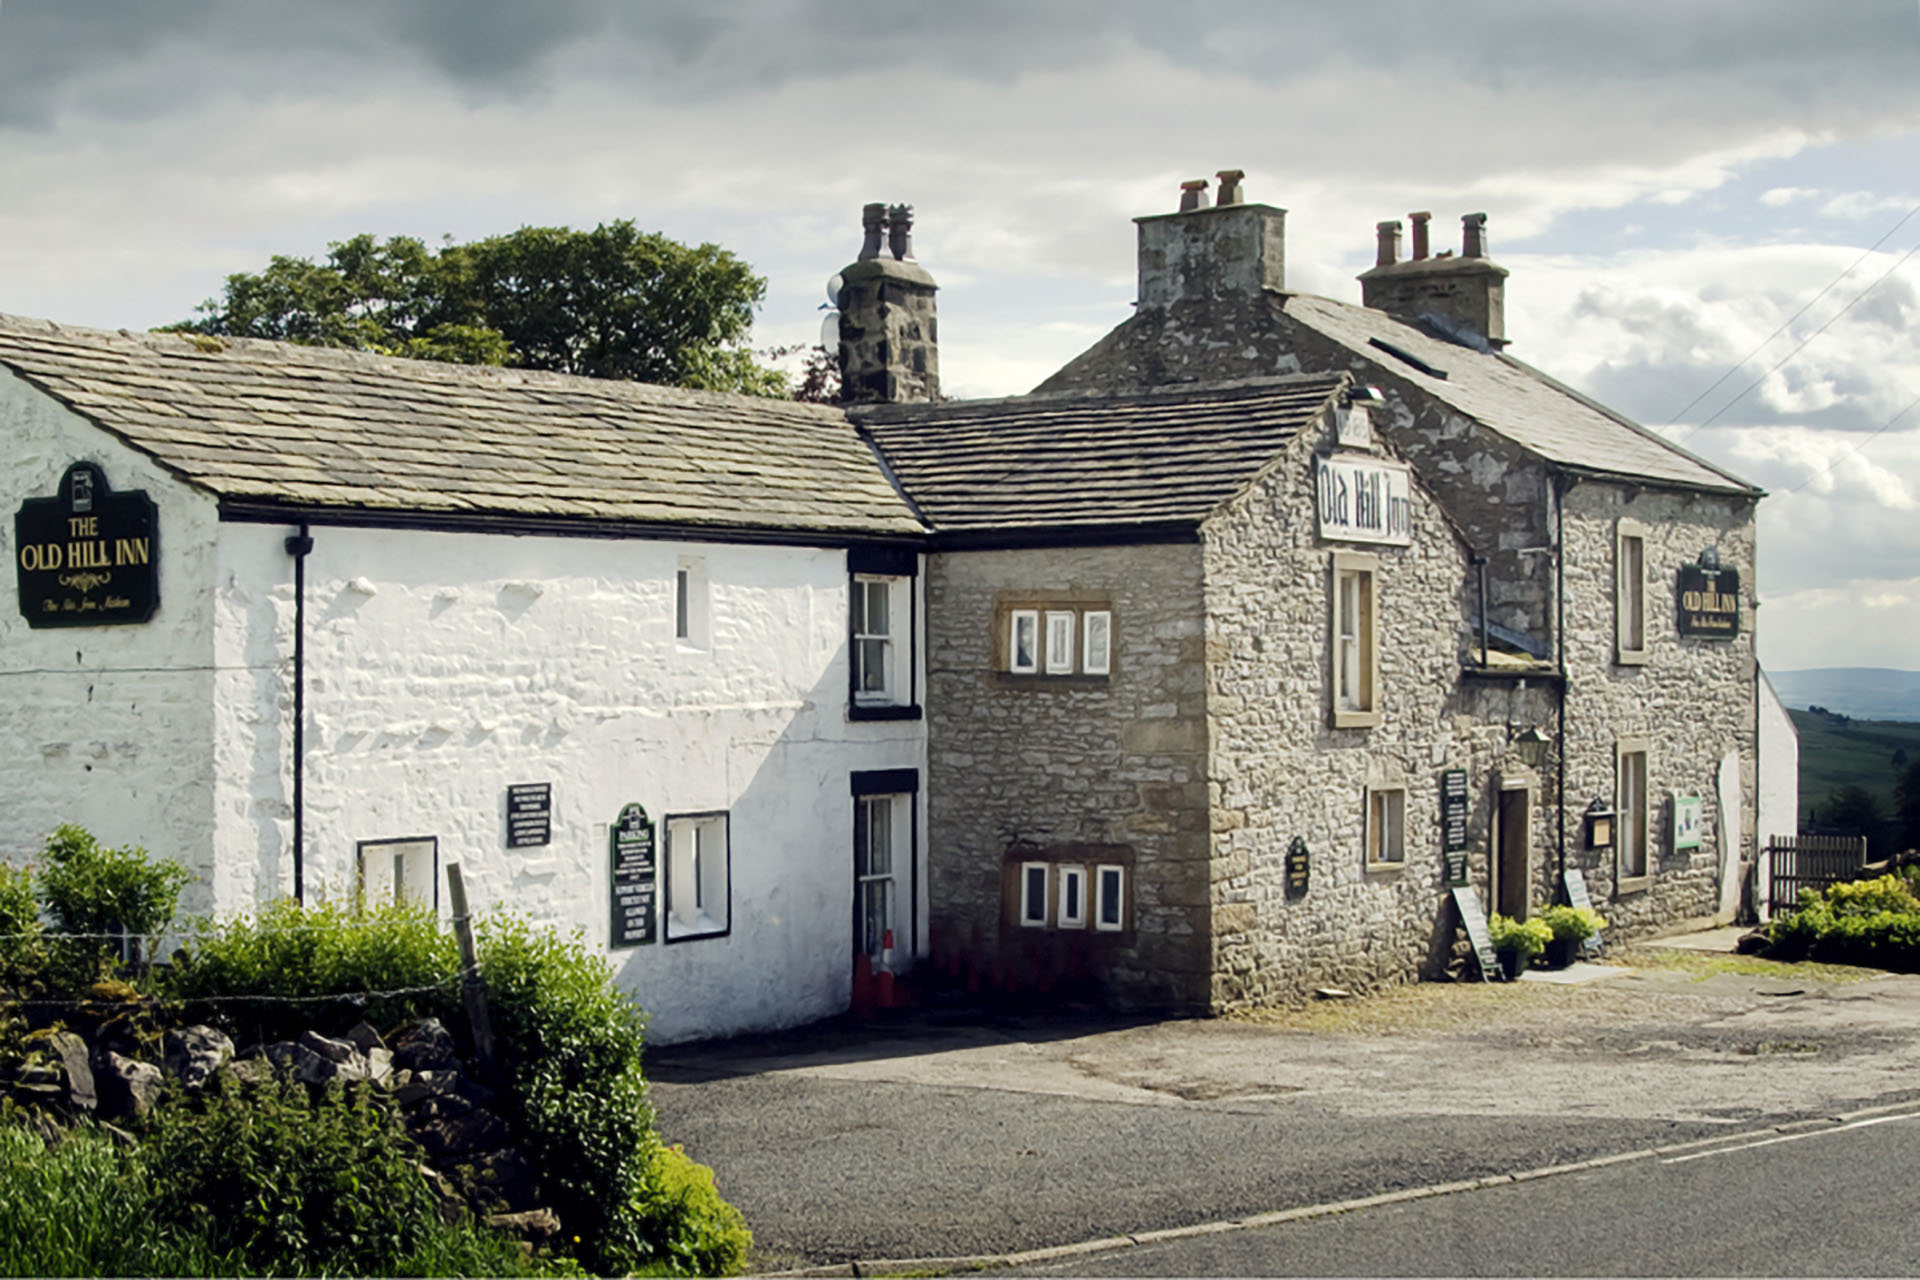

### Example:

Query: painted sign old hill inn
xmin=1 ymin=175 xmax=1793 ymax=1041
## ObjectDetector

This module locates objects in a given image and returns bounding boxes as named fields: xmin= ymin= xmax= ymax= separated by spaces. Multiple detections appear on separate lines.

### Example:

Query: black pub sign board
xmin=1284 ymin=836 xmax=1310 ymax=900
xmin=506 ymin=784 xmax=552 ymax=848
xmin=1675 ymin=563 xmax=1740 ymax=639
xmin=15 ymin=462 xmax=159 ymax=628
xmin=609 ymin=802 xmax=657 ymax=948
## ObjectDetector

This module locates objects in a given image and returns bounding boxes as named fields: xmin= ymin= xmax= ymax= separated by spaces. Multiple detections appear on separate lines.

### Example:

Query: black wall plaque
xmin=1284 ymin=836 xmax=1310 ymax=901
xmin=1676 ymin=563 xmax=1740 ymax=639
xmin=15 ymin=462 xmax=159 ymax=628
xmin=1441 ymin=769 xmax=1469 ymax=854
xmin=1451 ymin=885 xmax=1497 ymax=982
xmin=507 ymin=783 xmax=552 ymax=848
xmin=610 ymin=802 xmax=658 ymax=948
xmin=1442 ymin=850 xmax=1470 ymax=887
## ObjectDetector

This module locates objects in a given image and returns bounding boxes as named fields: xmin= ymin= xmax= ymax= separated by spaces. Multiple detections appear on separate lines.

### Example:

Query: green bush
xmin=1540 ymin=905 xmax=1607 ymax=943
xmin=1769 ymin=874 xmax=1920 ymax=970
xmin=1489 ymin=913 xmax=1551 ymax=960
xmin=0 ymin=863 xmax=45 ymax=990
xmin=36 ymin=825 xmax=190 ymax=980
xmin=628 ymin=1144 xmax=753 ymax=1278
xmin=141 ymin=1078 xmax=534 ymax=1277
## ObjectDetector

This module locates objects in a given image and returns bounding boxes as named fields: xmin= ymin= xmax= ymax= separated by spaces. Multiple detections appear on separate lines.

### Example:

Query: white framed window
xmin=1616 ymin=741 xmax=1651 ymax=888
xmin=666 ymin=812 xmax=730 ymax=941
xmin=1616 ymin=519 xmax=1648 ymax=665
xmin=852 ymin=575 xmax=898 ymax=702
xmin=1331 ymin=552 xmax=1380 ymax=728
xmin=1044 ymin=611 xmax=1076 ymax=674
xmin=1094 ymin=864 xmax=1127 ymax=932
xmin=1082 ymin=610 xmax=1112 ymax=676
xmin=1019 ymin=861 xmax=1050 ymax=927
xmin=357 ymin=837 xmax=438 ymax=911
xmin=676 ymin=556 xmax=709 ymax=650
xmin=1366 ymin=788 xmax=1406 ymax=868
xmin=1009 ymin=609 xmax=1040 ymax=675
xmin=1056 ymin=865 xmax=1088 ymax=929
xmin=855 ymin=793 xmax=905 ymax=959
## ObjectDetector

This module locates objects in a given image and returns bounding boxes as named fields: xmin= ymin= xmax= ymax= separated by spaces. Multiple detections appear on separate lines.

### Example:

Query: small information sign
xmin=506 ymin=783 xmax=552 ymax=848
xmin=1672 ymin=794 xmax=1702 ymax=851
xmin=1285 ymin=836 xmax=1310 ymax=900
xmin=1441 ymin=769 xmax=1469 ymax=854
xmin=609 ymin=803 xmax=657 ymax=949
xmin=1451 ymin=885 xmax=1498 ymax=982
xmin=1442 ymin=849 xmax=1470 ymax=887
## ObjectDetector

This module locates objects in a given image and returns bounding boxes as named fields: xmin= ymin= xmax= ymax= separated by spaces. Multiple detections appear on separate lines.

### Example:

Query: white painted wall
xmin=212 ymin=521 xmax=927 ymax=1044
xmin=1756 ymin=671 xmax=1800 ymax=915
xmin=0 ymin=371 xmax=223 ymax=905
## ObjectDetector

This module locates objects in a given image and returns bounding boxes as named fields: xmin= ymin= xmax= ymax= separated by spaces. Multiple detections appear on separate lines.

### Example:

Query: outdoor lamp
xmin=1584 ymin=798 xmax=1617 ymax=850
xmin=1509 ymin=724 xmax=1550 ymax=770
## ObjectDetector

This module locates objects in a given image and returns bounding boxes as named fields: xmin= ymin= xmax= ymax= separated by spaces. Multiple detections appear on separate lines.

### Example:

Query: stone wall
xmin=1556 ymin=480 xmax=1758 ymax=933
xmin=924 ymin=542 xmax=1212 ymax=1009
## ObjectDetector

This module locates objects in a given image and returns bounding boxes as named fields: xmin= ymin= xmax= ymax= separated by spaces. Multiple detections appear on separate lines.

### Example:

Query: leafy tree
xmin=1897 ymin=757 xmax=1920 ymax=854
xmin=1816 ymin=785 xmax=1891 ymax=859
xmin=171 ymin=222 xmax=788 ymax=396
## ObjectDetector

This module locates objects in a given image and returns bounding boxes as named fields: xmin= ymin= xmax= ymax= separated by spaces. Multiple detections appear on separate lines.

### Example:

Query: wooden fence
xmin=1764 ymin=834 xmax=1869 ymax=919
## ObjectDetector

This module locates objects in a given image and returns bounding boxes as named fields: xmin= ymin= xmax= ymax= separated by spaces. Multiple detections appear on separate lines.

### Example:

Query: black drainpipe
xmin=1471 ymin=554 xmax=1490 ymax=667
xmin=1552 ymin=472 xmax=1572 ymax=884
xmin=285 ymin=523 xmax=313 ymax=904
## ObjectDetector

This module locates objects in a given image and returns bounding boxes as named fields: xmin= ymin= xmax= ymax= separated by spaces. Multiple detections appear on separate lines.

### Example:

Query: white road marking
xmin=1661 ymin=1111 xmax=1920 ymax=1164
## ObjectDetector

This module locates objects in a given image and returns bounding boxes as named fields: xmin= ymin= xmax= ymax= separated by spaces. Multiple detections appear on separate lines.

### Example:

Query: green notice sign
xmin=610 ymin=803 xmax=657 ymax=948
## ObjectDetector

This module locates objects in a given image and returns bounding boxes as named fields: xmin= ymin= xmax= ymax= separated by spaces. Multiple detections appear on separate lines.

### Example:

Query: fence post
xmin=445 ymin=863 xmax=497 ymax=1080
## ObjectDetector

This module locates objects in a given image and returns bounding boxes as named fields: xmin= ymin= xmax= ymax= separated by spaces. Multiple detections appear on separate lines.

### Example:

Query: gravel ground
xmin=648 ymin=949 xmax=1920 ymax=1270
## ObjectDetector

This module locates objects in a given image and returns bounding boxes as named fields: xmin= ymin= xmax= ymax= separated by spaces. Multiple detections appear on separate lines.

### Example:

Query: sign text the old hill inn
xmin=14 ymin=462 xmax=159 ymax=627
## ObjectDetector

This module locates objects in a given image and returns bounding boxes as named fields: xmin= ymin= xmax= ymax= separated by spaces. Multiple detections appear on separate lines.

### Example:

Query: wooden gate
xmin=1764 ymin=834 xmax=1869 ymax=918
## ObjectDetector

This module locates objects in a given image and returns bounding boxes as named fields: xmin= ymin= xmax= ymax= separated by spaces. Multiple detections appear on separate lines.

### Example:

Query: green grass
xmin=1616 ymin=945 xmax=1875 ymax=983
xmin=1789 ymin=708 xmax=1920 ymax=825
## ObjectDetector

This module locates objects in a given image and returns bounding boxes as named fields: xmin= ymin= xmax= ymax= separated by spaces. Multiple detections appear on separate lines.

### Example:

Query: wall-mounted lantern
xmin=1508 ymin=724 xmax=1551 ymax=770
xmin=1584 ymin=798 xmax=1617 ymax=851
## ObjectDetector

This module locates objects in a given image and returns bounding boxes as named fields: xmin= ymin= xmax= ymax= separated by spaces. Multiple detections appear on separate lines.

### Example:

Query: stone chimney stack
xmin=1357 ymin=211 xmax=1508 ymax=348
xmin=1136 ymin=170 xmax=1286 ymax=312
xmin=837 ymin=202 xmax=939 ymax=403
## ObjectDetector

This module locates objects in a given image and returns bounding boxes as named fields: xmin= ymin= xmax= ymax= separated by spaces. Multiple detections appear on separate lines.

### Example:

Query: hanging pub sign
xmin=15 ymin=462 xmax=159 ymax=628
xmin=1284 ymin=836 xmax=1310 ymax=900
xmin=609 ymin=802 xmax=658 ymax=948
xmin=1675 ymin=561 xmax=1739 ymax=639
xmin=1315 ymin=455 xmax=1412 ymax=547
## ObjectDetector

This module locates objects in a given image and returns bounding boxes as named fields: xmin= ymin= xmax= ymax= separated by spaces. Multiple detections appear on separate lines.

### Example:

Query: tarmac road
xmin=647 ymin=950 xmax=1920 ymax=1272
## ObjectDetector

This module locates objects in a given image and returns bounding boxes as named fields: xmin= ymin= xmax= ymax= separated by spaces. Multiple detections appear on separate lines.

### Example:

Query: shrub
xmin=36 ymin=825 xmax=190 ymax=976
xmin=1540 ymin=905 xmax=1607 ymax=944
xmin=1769 ymin=874 xmax=1920 ymax=970
xmin=628 ymin=1144 xmax=753 ymax=1278
xmin=1489 ymin=914 xmax=1551 ymax=960
xmin=0 ymin=864 xmax=45 ymax=990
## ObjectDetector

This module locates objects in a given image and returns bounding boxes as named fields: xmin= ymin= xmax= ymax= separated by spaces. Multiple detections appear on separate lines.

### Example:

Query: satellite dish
xmin=825 ymin=273 xmax=844 ymax=309
xmin=819 ymin=312 xmax=840 ymax=350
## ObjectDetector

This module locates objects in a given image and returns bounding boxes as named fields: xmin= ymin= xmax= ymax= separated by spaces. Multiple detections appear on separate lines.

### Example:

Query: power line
xmin=1776 ymin=391 xmax=1920 ymax=498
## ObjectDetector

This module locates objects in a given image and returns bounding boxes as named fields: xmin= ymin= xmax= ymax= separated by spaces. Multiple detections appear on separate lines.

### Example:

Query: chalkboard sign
xmin=1562 ymin=869 xmax=1606 ymax=956
xmin=1441 ymin=769 xmax=1469 ymax=854
xmin=1451 ymin=885 xmax=1498 ymax=982
xmin=1285 ymin=836 xmax=1310 ymax=900
xmin=609 ymin=803 xmax=657 ymax=948
xmin=15 ymin=462 xmax=159 ymax=628
xmin=506 ymin=784 xmax=552 ymax=848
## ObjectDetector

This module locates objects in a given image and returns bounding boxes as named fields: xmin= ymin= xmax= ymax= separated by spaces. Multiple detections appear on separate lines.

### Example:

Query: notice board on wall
xmin=609 ymin=803 xmax=657 ymax=948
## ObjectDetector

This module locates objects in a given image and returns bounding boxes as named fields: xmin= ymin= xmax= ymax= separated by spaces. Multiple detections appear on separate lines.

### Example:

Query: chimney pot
xmin=1462 ymin=212 xmax=1489 ymax=259
xmin=887 ymin=203 xmax=915 ymax=261
xmin=1215 ymin=169 xmax=1245 ymax=206
xmin=1374 ymin=220 xmax=1403 ymax=268
xmin=1179 ymin=179 xmax=1211 ymax=213
xmin=859 ymin=203 xmax=886 ymax=261
xmin=1409 ymin=211 xmax=1431 ymax=261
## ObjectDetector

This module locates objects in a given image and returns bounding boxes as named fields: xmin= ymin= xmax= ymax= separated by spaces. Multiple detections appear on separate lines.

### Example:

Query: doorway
xmin=1493 ymin=784 xmax=1532 ymax=919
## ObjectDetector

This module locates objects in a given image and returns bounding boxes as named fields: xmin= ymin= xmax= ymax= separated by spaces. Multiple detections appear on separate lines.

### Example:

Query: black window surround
xmin=847 ymin=545 xmax=923 ymax=722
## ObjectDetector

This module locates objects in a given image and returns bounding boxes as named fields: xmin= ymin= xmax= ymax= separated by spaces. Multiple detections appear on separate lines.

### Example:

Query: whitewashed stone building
xmin=0 ymin=318 xmax=928 ymax=1043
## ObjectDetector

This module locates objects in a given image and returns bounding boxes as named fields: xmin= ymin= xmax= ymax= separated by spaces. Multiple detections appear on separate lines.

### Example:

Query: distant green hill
xmin=1790 ymin=707 xmax=1920 ymax=850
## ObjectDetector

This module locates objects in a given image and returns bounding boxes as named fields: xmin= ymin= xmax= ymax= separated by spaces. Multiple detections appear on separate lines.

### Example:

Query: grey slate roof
xmin=854 ymin=374 xmax=1347 ymax=537
xmin=1282 ymin=295 xmax=1759 ymax=496
xmin=0 ymin=314 xmax=924 ymax=538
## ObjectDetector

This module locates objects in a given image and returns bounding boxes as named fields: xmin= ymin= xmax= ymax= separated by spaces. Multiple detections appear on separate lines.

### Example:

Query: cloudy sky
xmin=1 ymin=0 xmax=1916 ymax=673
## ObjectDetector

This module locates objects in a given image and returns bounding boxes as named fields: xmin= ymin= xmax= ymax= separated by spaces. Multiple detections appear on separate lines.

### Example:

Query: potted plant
xmin=1540 ymin=905 xmax=1607 ymax=968
xmin=1488 ymin=913 xmax=1551 ymax=980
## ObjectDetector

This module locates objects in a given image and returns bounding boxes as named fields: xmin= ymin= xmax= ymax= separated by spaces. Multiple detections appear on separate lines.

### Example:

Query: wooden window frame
xmin=1018 ymin=860 xmax=1051 ymax=927
xmin=1056 ymin=864 xmax=1088 ymax=929
xmin=1616 ymin=519 xmax=1649 ymax=666
xmin=1094 ymin=863 xmax=1128 ymax=932
xmin=1615 ymin=739 xmax=1652 ymax=892
xmin=1365 ymin=786 xmax=1407 ymax=871
xmin=1330 ymin=551 xmax=1381 ymax=728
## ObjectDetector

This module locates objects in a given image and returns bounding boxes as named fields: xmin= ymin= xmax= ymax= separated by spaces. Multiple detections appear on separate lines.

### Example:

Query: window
xmin=855 ymin=794 xmax=898 ymax=959
xmin=1001 ymin=601 xmax=1113 ymax=678
xmin=676 ymin=557 xmax=709 ymax=649
xmin=1094 ymin=864 xmax=1127 ymax=932
xmin=357 ymin=837 xmax=437 ymax=910
xmin=852 ymin=576 xmax=896 ymax=701
xmin=1057 ymin=865 xmax=1088 ymax=929
xmin=1331 ymin=552 xmax=1379 ymax=728
xmin=1616 ymin=519 xmax=1648 ymax=665
xmin=1366 ymin=788 xmax=1406 ymax=868
xmin=1616 ymin=741 xmax=1650 ymax=888
xmin=1019 ymin=861 xmax=1050 ymax=927
xmin=666 ymin=813 xmax=730 ymax=941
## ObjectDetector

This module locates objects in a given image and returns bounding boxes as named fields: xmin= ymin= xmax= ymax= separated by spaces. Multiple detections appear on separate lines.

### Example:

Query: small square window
xmin=1082 ymin=611 xmax=1112 ymax=676
xmin=1057 ymin=865 xmax=1088 ymax=929
xmin=357 ymin=837 xmax=437 ymax=911
xmin=1019 ymin=861 xmax=1050 ymax=927
xmin=667 ymin=813 xmax=730 ymax=941
xmin=1367 ymin=788 xmax=1406 ymax=868
xmin=1009 ymin=610 xmax=1040 ymax=675
xmin=1094 ymin=864 xmax=1126 ymax=932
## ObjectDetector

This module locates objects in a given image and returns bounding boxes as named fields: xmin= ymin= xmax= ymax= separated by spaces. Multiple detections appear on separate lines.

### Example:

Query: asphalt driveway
xmin=646 ymin=949 xmax=1920 ymax=1271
